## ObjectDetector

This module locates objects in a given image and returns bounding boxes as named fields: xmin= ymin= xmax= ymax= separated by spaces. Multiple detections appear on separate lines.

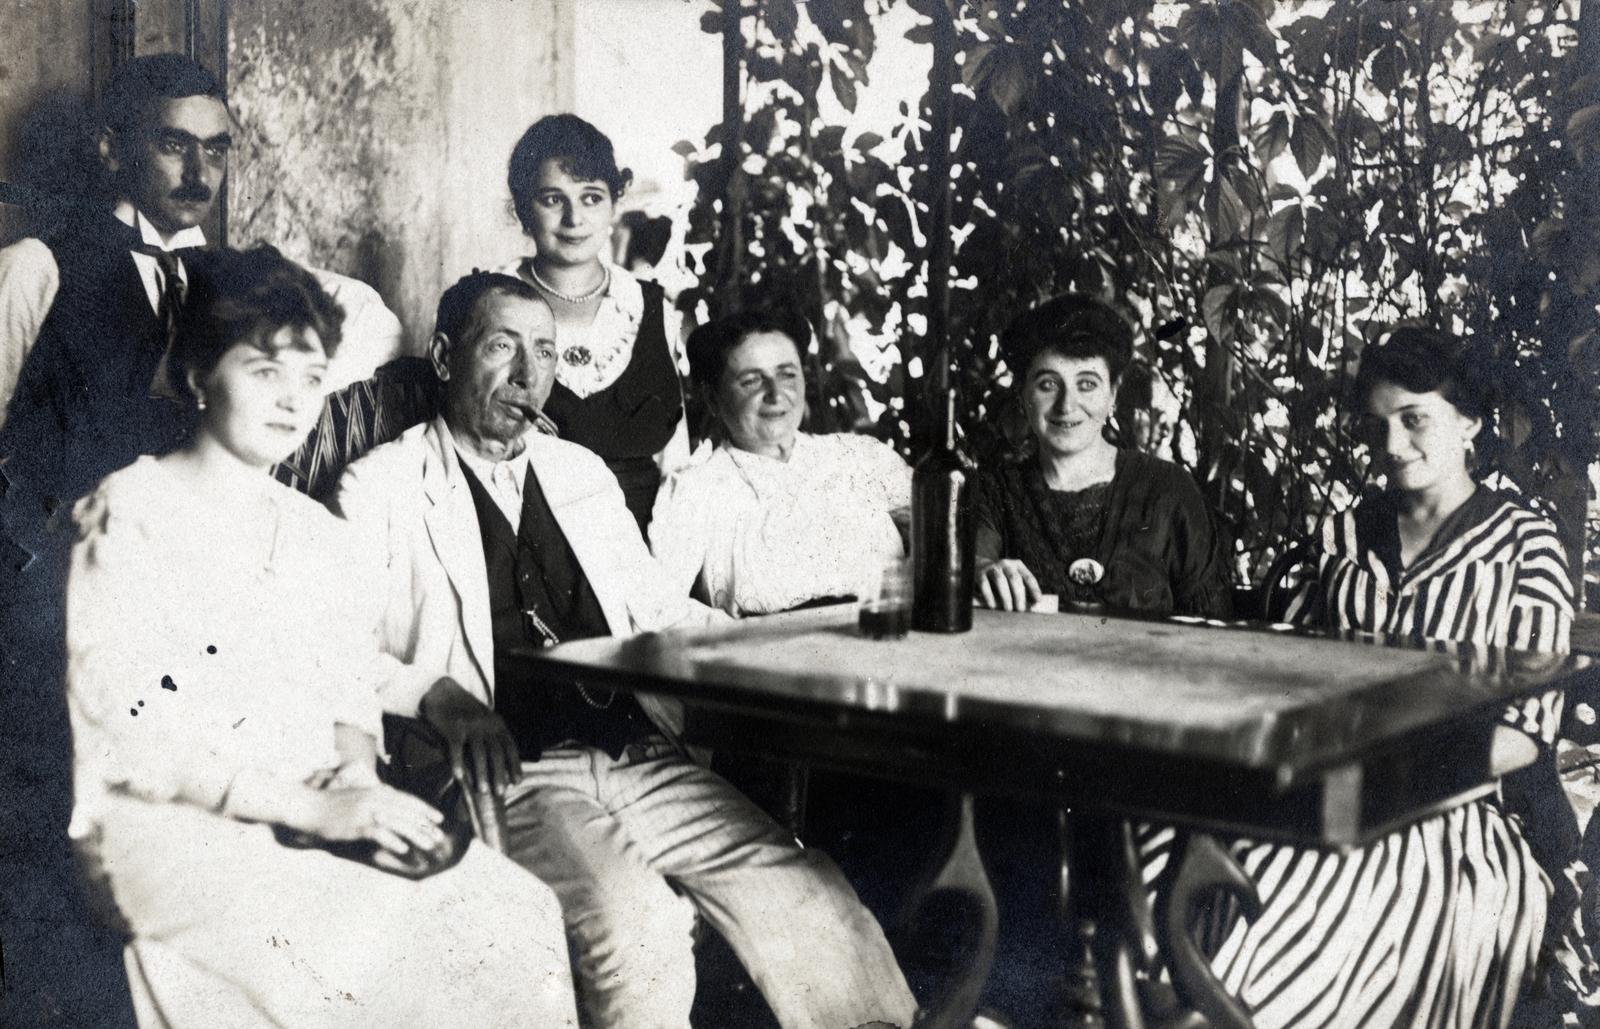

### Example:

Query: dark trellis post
xmin=1197 ymin=36 xmax=1244 ymax=520
xmin=1562 ymin=0 xmax=1600 ymax=611
xmin=923 ymin=0 xmax=956 ymax=440
xmin=217 ymin=0 xmax=229 ymax=247
xmin=714 ymin=0 xmax=746 ymax=316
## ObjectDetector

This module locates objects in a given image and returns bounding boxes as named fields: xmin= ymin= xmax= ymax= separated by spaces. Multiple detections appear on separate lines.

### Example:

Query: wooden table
xmin=523 ymin=606 xmax=1595 ymax=1029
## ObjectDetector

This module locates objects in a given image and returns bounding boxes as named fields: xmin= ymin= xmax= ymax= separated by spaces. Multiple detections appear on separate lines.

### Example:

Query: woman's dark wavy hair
xmin=172 ymin=245 xmax=343 ymax=397
xmin=508 ymin=114 xmax=633 ymax=231
xmin=1000 ymin=295 xmax=1135 ymax=383
xmin=1354 ymin=327 xmax=1489 ymax=422
xmin=685 ymin=308 xmax=813 ymax=389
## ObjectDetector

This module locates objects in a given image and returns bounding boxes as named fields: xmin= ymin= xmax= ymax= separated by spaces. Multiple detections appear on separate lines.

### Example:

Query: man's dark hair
xmin=1000 ymin=295 xmax=1135 ymax=384
xmin=508 ymin=114 xmax=633 ymax=231
xmin=685 ymin=309 xmax=813 ymax=389
xmin=100 ymin=54 xmax=226 ymax=133
xmin=434 ymin=271 xmax=543 ymax=350
xmin=1355 ymin=326 xmax=1489 ymax=422
xmin=173 ymin=245 xmax=343 ymax=396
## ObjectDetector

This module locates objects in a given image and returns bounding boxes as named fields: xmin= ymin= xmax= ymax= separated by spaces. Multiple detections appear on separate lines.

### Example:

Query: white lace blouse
xmin=650 ymin=432 xmax=911 ymax=616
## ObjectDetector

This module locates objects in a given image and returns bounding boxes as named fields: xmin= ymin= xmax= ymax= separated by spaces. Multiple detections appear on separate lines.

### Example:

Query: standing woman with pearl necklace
xmin=499 ymin=115 xmax=689 ymax=536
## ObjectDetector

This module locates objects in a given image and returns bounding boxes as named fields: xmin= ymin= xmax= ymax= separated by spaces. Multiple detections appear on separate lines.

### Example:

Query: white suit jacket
xmin=335 ymin=417 xmax=715 ymax=742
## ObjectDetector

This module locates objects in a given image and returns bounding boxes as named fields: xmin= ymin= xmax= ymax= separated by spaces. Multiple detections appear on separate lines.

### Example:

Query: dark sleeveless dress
xmin=540 ymin=278 xmax=682 ymax=536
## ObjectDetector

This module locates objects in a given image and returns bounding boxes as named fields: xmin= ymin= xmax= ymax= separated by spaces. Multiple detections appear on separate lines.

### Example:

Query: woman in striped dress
xmin=1169 ymin=328 xmax=1576 ymax=1029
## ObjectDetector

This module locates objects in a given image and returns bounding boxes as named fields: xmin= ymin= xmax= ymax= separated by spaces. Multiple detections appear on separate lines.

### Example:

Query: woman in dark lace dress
xmin=974 ymin=294 xmax=1232 ymax=618
xmin=966 ymin=296 xmax=1232 ymax=1025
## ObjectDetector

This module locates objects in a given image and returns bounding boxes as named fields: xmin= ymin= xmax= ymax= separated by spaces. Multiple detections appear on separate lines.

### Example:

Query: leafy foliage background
xmin=676 ymin=0 xmax=1600 ymax=598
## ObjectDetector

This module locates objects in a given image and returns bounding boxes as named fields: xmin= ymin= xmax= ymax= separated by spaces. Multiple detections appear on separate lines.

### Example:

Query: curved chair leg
xmin=902 ymin=792 xmax=1000 ymax=1029
xmin=1064 ymin=820 xmax=1258 ymax=1029
xmin=1106 ymin=821 xmax=1208 ymax=1029
xmin=1157 ymin=833 xmax=1262 ymax=1029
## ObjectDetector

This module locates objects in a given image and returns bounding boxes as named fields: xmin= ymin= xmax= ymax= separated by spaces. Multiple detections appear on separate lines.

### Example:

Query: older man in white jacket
xmin=335 ymin=271 xmax=916 ymax=1029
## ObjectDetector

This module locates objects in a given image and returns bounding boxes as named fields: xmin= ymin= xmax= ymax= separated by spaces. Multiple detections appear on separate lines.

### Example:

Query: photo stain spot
xmin=138 ymin=700 xmax=144 ymax=707
xmin=207 ymin=645 xmax=217 ymax=654
xmin=233 ymin=718 xmax=246 ymax=729
xmin=161 ymin=675 xmax=178 ymax=691
xmin=129 ymin=708 xmax=138 ymax=716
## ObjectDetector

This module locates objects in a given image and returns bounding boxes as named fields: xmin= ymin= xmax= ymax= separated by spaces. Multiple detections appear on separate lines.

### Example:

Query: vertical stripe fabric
xmin=1146 ymin=491 xmax=1574 ymax=1029
xmin=1182 ymin=804 xmax=1543 ymax=1029
xmin=1282 ymin=497 xmax=1573 ymax=657
xmin=272 ymin=357 xmax=441 ymax=504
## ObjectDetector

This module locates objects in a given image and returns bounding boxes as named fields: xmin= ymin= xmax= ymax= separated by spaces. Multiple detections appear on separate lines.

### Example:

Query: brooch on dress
xmin=563 ymin=345 xmax=593 ymax=367
xmin=1068 ymin=558 xmax=1105 ymax=585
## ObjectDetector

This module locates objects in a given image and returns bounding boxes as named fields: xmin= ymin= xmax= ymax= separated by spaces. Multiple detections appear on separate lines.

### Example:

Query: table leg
xmin=1062 ymin=812 xmax=1146 ymax=1029
xmin=1061 ymin=816 xmax=1259 ymax=1029
xmin=901 ymin=791 xmax=999 ymax=1029
xmin=780 ymin=759 xmax=810 ymax=840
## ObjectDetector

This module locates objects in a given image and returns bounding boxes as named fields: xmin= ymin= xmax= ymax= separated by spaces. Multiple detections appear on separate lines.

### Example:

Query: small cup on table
xmin=859 ymin=557 xmax=912 ymax=639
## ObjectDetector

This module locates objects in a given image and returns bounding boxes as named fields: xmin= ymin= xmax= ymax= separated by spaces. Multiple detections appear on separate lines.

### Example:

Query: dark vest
xmin=459 ymin=459 xmax=651 ymax=759
xmin=541 ymin=278 xmax=681 ymax=533
xmin=0 ymin=215 xmax=195 ymax=511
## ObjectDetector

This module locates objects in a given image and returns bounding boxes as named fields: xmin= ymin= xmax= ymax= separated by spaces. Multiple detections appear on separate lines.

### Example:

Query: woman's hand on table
xmin=976 ymin=558 xmax=1043 ymax=611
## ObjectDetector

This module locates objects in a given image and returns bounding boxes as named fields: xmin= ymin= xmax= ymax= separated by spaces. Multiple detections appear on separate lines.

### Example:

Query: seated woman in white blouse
xmin=650 ymin=310 xmax=910 ymax=616
xmin=66 ymin=246 xmax=577 ymax=1028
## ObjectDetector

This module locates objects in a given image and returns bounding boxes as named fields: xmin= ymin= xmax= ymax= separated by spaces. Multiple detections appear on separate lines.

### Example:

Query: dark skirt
xmin=608 ymin=455 xmax=662 ymax=538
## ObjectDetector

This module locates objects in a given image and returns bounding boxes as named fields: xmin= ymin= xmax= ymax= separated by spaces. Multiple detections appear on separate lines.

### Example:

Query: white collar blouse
xmin=649 ymin=431 xmax=911 ymax=616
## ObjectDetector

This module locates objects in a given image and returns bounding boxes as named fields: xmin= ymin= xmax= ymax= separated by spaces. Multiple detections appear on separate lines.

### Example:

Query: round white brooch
xmin=1068 ymin=558 xmax=1105 ymax=586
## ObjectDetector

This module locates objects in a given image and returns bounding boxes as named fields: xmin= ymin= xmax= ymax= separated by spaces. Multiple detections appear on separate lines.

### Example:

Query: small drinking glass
xmin=859 ymin=557 xmax=912 ymax=639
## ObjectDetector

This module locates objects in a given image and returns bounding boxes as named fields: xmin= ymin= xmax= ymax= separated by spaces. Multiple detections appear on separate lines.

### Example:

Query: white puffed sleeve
xmin=66 ymin=489 xmax=247 ymax=815
xmin=649 ymin=448 xmax=720 ymax=604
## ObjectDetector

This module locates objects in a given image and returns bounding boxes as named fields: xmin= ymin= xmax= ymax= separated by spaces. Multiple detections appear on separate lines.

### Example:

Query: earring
xmin=196 ymin=397 xmax=207 ymax=411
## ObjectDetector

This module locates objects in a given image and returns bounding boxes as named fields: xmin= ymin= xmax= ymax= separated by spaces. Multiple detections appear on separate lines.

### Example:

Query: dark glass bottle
xmin=911 ymin=389 xmax=977 ymax=632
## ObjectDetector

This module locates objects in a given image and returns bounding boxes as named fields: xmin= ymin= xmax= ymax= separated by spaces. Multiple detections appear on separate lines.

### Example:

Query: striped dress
xmin=1153 ymin=487 xmax=1574 ymax=1029
xmin=1282 ymin=487 xmax=1572 ymax=654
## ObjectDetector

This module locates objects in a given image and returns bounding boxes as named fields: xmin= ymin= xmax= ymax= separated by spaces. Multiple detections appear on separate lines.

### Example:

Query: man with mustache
xmin=335 ymin=271 xmax=918 ymax=1029
xmin=0 ymin=53 xmax=230 ymax=511
xmin=0 ymin=54 xmax=230 ymax=1025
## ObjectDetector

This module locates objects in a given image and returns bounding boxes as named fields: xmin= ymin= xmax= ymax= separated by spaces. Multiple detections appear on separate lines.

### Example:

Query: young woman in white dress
xmin=65 ymin=246 xmax=578 ymax=1028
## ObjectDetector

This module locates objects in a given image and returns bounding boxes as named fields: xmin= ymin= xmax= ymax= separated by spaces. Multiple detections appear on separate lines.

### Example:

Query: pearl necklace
xmin=528 ymin=261 xmax=610 ymax=304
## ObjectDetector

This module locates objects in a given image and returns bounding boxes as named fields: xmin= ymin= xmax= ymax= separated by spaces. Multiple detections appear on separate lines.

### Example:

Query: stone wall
xmin=0 ymin=0 xmax=96 ymax=245
xmin=226 ymin=0 xmax=574 ymax=354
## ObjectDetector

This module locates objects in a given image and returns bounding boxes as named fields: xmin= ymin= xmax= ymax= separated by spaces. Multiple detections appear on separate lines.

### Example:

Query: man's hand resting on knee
xmin=419 ymin=677 xmax=522 ymax=796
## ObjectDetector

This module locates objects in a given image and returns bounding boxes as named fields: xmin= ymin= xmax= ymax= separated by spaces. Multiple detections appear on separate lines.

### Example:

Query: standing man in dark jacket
xmin=0 ymin=56 xmax=229 ymax=1029
xmin=0 ymin=53 xmax=230 ymax=525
